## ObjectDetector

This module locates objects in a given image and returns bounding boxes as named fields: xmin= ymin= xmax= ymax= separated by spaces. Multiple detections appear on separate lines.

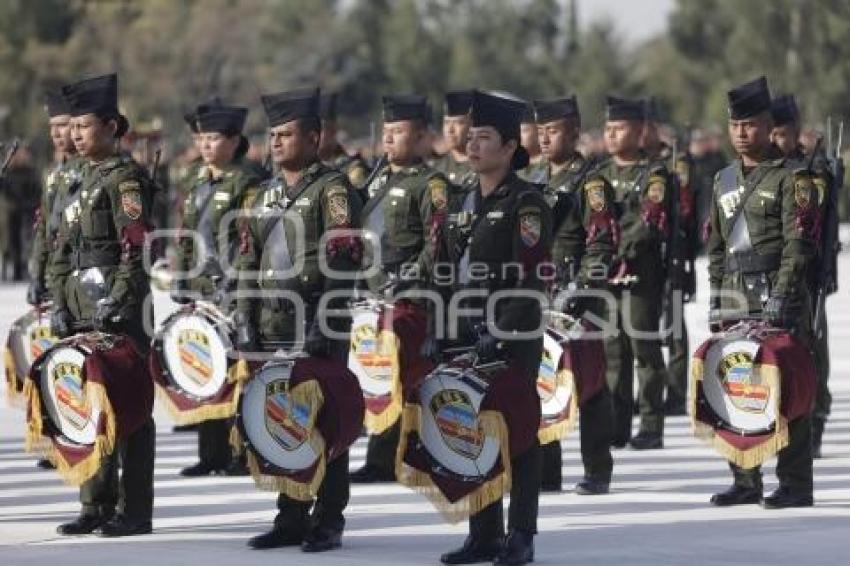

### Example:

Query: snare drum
xmin=151 ymin=302 xmax=241 ymax=424
xmin=5 ymin=308 xmax=58 ymax=404
xmin=348 ymin=302 xmax=394 ymax=398
xmin=417 ymin=363 xmax=501 ymax=480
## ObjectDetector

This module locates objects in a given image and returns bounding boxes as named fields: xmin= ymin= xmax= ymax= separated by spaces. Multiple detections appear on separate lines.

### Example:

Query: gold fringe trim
xmin=243 ymin=379 xmax=328 ymax=501
xmin=396 ymin=404 xmax=512 ymax=524
xmin=24 ymin=377 xmax=119 ymax=486
xmin=363 ymin=330 xmax=403 ymax=434
xmin=228 ymin=358 xmax=251 ymax=383
xmin=690 ymin=357 xmax=788 ymax=470
xmin=154 ymin=380 xmax=242 ymax=426
xmin=537 ymin=369 xmax=579 ymax=444
xmin=4 ymin=346 xmax=23 ymax=408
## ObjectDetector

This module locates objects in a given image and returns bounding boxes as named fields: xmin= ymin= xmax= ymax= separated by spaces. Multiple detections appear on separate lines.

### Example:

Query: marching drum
xmin=36 ymin=340 xmax=102 ymax=445
xmin=348 ymin=301 xmax=394 ymax=400
xmin=25 ymin=331 xmax=154 ymax=485
xmin=697 ymin=324 xmax=778 ymax=436
xmin=5 ymin=308 xmax=58 ymax=404
xmin=239 ymin=358 xmax=322 ymax=472
xmin=416 ymin=359 xmax=501 ymax=480
xmin=537 ymin=327 xmax=575 ymax=426
xmin=153 ymin=301 xmax=234 ymax=401
xmin=237 ymin=353 xmax=364 ymax=498
xmin=691 ymin=320 xmax=817 ymax=469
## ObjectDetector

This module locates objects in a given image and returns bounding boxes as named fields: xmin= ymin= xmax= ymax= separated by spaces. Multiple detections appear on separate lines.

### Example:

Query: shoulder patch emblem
xmin=428 ymin=177 xmax=448 ymax=210
xmin=327 ymin=188 xmax=350 ymax=226
xmin=519 ymin=209 xmax=542 ymax=247
xmin=120 ymin=187 xmax=143 ymax=220
xmin=794 ymin=178 xmax=813 ymax=209
xmin=646 ymin=175 xmax=666 ymax=204
xmin=585 ymin=179 xmax=607 ymax=212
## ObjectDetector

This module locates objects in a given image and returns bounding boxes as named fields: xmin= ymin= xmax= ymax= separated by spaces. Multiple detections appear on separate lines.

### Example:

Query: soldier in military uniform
xmin=438 ymin=89 xmax=551 ymax=566
xmin=770 ymin=94 xmax=833 ymax=459
xmin=50 ymin=73 xmax=156 ymax=536
xmin=28 ymin=92 xmax=84 ymax=308
xmin=171 ymin=101 xmax=266 ymax=477
xmin=517 ymin=102 xmax=547 ymax=184
xmin=235 ymin=87 xmax=362 ymax=552
xmin=349 ymin=94 xmax=450 ymax=483
xmin=533 ymin=96 xmax=615 ymax=495
xmin=318 ymin=92 xmax=371 ymax=193
xmin=642 ymin=98 xmax=697 ymax=416
xmin=707 ymin=77 xmax=816 ymax=509
xmin=432 ymin=90 xmax=476 ymax=190
xmin=596 ymin=96 xmax=674 ymax=450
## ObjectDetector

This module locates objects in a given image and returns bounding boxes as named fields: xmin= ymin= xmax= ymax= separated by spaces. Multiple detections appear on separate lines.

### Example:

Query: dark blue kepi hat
xmin=319 ymin=92 xmax=338 ymax=121
xmin=261 ymin=87 xmax=320 ymax=128
xmin=533 ymin=96 xmax=579 ymax=123
xmin=45 ymin=90 xmax=71 ymax=117
xmin=771 ymin=94 xmax=799 ymax=126
xmin=196 ymin=103 xmax=248 ymax=136
xmin=185 ymin=96 xmax=222 ymax=133
xmin=470 ymin=90 xmax=529 ymax=170
xmin=444 ymin=90 xmax=474 ymax=117
xmin=727 ymin=76 xmax=772 ymax=120
xmin=606 ymin=96 xmax=645 ymax=121
xmin=382 ymin=94 xmax=430 ymax=123
xmin=62 ymin=73 xmax=119 ymax=117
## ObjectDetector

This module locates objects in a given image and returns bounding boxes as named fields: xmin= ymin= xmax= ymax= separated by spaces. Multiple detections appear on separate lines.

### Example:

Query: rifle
xmin=813 ymin=120 xmax=843 ymax=337
xmin=0 ymin=139 xmax=20 ymax=179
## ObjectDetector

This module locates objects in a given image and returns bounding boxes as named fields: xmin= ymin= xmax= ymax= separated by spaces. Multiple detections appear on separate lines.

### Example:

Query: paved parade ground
xmin=1 ymin=257 xmax=849 ymax=565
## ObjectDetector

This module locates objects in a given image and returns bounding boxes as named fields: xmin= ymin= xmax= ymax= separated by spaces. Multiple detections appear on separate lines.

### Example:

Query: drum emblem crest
xmin=265 ymin=380 xmax=311 ymax=451
xmin=53 ymin=361 xmax=90 ymax=430
xmin=719 ymin=351 xmax=769 ymax=414
xmin=177 ymin=329 xmax=213 ymax=386
xmin=536 ymin=347 xmax=558 ymax=402
xmin=29 ymin=326 xmax=56 ymax=361
xmin=351 ymin=322 xmax=393 ymax=381
xmin=430 ymin=389 xmax=484 ymax=459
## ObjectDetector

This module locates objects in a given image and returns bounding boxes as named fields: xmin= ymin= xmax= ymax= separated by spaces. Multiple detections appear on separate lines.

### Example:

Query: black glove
xmin=26 ymin=278 xmax=47 ymax=306
xmin=233 ymin=312 xmax=259 ymax=352
xmin=51 ymin=308 xmax=73 ymax=338
xmin=708 ymin=294 xmax=723 ymax=333
xmin=303 ymin=319 xmax=329 ymax=358
xmin=170 ymin=278 xmax=192 ymax=305
xmin=764 ymin=295 xmax=796 ymax=329
xmin=94 ymin=297 xmax=121 ymax=330
xmin=475 ymin=331 xmax=501 ymax=363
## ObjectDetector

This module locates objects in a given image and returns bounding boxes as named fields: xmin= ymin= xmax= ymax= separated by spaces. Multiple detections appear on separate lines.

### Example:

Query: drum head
xmin=240 ymin=362 xmax=320 ymax=472
xmin=418 ymin=367 xmax=500 ymax=478
xmin=40 ymin=345 xmax=101 ymax=445
xmin=9 ymin=310 xmax=56 ymax=372
xmin=160 ymin=311 xmax=230 ymax=399
xmin=702 ymin=335 xmax=777 ymax=434
xmin=537 ymin=330 xmax=574 ymax=418
xmin=348 ymin=308 xmax=393 ymax=397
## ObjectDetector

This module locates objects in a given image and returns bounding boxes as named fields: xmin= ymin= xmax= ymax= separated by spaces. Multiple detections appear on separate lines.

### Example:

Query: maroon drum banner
xmin=23 ymin=332 xmax=153 ymax=485
xmin=690 ymin=322 xmax=816 ymax=469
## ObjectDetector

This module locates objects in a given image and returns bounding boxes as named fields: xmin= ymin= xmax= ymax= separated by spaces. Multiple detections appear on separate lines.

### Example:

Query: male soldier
xmin=432 ymin=90 xmax=477 ymax=190
xmin=534 ymin=96 xmax=615 ymax=494
xmin=642 ymin=98 xmax=697 ymax=416
xmin=26 ymin=92 xmax=84 ymax=471
xmin=172 ymin=101 xmax=266 ymax=477
xmin=596 ymin=96 xmax=674 ymax=450
xmin=708 ymin=77 xmax=816 ymax=508
xmin=349 ymin=94 xmax=450 ymax=483
xmin=438 ymin=89 xmax=551 ymax=566
xmin=517 ymin=103 xmax=547 ymax=184
xmin=318 ymin=92 xmax=371 ymax=192
xmin=51 ymin=73 xmax=156 ymax=536
xmin=28 ymin=91 xmax=84 ymax=308
xmin=235 ymin=87 xmax=362 ymax=551
xmin=770 ymin=95 xmax=833 ymax=459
